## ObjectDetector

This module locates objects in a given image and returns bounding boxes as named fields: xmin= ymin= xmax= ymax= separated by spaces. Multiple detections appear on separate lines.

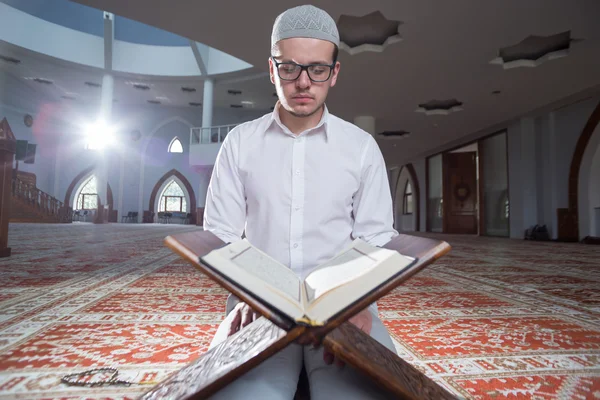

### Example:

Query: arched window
xmin=75 ymin=175 xmax=98 ymax=210
xmin=168 ymin=137 xmax=183 ymax=153
xmin=159 ymin=180 xmax=187 ymax=212
xmin=403 ymin=181 xmax=413 ymax=215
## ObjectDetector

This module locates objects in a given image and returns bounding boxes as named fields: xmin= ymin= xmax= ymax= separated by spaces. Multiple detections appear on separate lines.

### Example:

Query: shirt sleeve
xmin=351 ymin=135 xmax=399 ymax=247
xmin=203 ymin=130 xmax=246 ymax=244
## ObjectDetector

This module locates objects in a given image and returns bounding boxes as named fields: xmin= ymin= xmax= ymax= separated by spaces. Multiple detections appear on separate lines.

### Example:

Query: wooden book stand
xmin=139 ymin=232 xmax=458 ymax=400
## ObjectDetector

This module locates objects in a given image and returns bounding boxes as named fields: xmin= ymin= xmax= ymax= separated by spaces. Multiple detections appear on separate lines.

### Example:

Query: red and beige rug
xmin=0 ymin=223 xmax=598 ymax=399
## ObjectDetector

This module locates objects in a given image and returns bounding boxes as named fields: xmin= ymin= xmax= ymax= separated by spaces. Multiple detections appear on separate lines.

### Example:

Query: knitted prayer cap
xmin=271 ymin=5 xmax=340 ymax=48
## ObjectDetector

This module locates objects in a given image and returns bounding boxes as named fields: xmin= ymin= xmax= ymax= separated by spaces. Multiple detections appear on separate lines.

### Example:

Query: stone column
xmin=94 ymin=73 xmax=114 ymax=223
xmin=196 ymin=166 xmax=213 ymax=226
xmin=202 ymin=78 xmax=214 ymax=143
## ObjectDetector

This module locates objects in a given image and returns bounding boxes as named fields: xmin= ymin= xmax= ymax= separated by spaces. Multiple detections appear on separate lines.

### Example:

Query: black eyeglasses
xmin=271 ymin=57 xmax=335 ymax=82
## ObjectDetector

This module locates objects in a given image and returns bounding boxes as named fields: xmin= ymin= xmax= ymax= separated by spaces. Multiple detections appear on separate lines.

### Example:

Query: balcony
xmin=189 ymin=124 xmax=237 ymax=167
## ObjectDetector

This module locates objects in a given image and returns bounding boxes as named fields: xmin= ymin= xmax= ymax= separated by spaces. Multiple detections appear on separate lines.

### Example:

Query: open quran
xmin=140 ymin=231 xmax=456 ymax=400
xmin=198 ymin=238 xmax=416 ymax=327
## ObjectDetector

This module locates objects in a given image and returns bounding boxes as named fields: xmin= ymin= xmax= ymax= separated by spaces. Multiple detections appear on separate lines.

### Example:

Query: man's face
xmin=269 ymin=38 xmax=340 ymax=118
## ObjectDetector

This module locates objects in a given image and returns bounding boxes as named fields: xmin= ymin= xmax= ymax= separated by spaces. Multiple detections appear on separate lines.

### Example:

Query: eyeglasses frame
xmin=270 ymin=56 xmax=336 ymax=83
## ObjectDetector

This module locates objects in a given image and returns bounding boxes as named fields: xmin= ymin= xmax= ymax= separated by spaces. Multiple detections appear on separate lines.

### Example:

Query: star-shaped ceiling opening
xmin=337 ymin=11 xmax=403 ymax=55
xmin=490 ymin=30 xmax=580 ymax=69
xmin=378 ymin=130 xmax=411 ymax=140
xmin=416 ymin=99 xmax=463 ymax=116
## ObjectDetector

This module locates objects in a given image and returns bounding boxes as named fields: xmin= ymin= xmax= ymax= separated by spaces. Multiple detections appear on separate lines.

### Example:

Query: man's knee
xmin=369 ymin=314 xmax=397 ymax=354
xmin=304 ymin=314 xmax=397 ymax=400
xmin=207 ymin=344 xmax=303 ymax=400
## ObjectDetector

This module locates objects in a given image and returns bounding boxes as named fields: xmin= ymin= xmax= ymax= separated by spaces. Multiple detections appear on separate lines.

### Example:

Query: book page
xmin=304 ymin=244 xmax=417 ymax=326
xmin=304 ymin=248 xmax=378 ymax=303
xmin=231 ymin=247 xmax=301 ymax=303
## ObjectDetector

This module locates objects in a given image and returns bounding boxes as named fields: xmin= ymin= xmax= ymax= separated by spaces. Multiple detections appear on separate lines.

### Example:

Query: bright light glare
xmin=85 ymin=120 xmax=115 ymax=150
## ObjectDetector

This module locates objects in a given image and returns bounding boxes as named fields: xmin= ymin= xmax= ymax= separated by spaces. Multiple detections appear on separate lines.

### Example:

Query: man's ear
xmin=330 ymin=61 xmax=341 ymax=88
xmin=269 ymin=57 xmax=276 ymax=85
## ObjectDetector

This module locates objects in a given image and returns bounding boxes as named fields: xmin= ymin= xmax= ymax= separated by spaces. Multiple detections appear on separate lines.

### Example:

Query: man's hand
xmin=323 ymin=308 xmax=373 ymax=367
xmin=227 ymin=302 xmax=259 ymax=337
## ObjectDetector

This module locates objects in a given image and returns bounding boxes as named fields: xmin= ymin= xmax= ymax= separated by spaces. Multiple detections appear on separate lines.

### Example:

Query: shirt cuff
xmin=205 ymin=229 xmax=242 ymax=245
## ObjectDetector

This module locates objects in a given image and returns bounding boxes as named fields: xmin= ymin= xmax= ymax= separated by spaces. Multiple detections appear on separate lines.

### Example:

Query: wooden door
xmin=443 ymin=152 xmax=478 ymax=234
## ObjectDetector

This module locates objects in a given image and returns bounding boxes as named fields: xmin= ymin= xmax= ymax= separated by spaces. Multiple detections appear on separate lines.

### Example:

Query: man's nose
xmin=295 ymin=69 xmax=311 ymax=89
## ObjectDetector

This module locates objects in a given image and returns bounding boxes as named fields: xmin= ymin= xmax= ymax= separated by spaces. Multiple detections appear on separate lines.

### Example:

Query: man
xmin=203 ymin=4 xmax=399 ymax=399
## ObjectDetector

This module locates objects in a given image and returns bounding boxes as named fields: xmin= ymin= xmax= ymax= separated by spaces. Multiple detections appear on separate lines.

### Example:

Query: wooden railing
xmin=11 ymin=176 xmax=71 ymax=222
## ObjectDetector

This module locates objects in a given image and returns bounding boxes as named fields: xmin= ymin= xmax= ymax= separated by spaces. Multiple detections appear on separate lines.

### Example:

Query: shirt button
xmin=295 ymin=206 xmax=300 ymax=211
xmin=295 ymin=170 xmax=300 ymax=175
xmin=293 ymin=243 xmax=298 ymax=248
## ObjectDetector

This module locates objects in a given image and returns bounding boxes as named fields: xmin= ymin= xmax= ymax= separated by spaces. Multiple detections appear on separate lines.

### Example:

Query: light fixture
xmin=85 ymin=120 xmax=116 ymax=150
xmin=0 ymin=54 xmax=21 ymax=64
xmin=24 ymin=77 xmax=53 ymax=85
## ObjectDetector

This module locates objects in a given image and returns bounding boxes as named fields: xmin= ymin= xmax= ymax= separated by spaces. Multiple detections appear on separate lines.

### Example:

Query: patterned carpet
xmin=0 ymin=223 xmax=599 ymax=399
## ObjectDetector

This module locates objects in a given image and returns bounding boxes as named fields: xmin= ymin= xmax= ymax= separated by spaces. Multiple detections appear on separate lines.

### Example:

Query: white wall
xmin=388 ymin=167 xmax=400 ymax=200
xmin=589 ymin=143 xmax=600 ymax=236
xmin=505 ymin=97 xmax=598 ymax=238
xmin=554 ymin=98 xmax=597 ymax=209
xmin=536 ymin=113 xmax=559 ymax=237
xmin=479 ymin=132 xmax=508 ymax=236
xmin=412 ymin=158 xmax=427 ymax=232
xmin=508 ymin=96 xmax=598 ymax=239
xmin=579 ymin=123 xmax=600 ymax=238
xmin=427 ymin=154 xmax=443 ymax=232
xmin=392 ymin=95 xmax=600 ymax=239
xmin=507 ymin=117 xmax=538 ymax=238
xmin=140 ymin=118 xmax=196 ymax=218
xmin=119 ymin=147 xmax=141 ymax=220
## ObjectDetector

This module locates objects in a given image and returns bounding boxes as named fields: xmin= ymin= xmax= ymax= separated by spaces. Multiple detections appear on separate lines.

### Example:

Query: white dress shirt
xmin=204 ymin=103 xmax=398 ymax=310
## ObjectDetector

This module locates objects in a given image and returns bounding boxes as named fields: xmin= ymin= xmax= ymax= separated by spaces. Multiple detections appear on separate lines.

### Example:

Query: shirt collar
xmin=268 ymin=101 xmax=330 ymax=139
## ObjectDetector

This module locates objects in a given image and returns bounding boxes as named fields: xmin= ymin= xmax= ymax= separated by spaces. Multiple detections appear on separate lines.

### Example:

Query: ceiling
xmin=0 ymin=0 xmax=191 ymax=46
xmin=3 ymin=0 xmax=600 ymax=165
xmin=0 ymin=41 xmax=276 ymax=112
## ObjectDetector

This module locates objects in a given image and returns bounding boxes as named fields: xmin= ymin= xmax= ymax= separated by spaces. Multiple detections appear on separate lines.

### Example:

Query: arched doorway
xmin=65 ymin=166 xmax=115 ymax=222
xmin=393 ymin=164 xmax=420 ymax=232
xmin=579 ymin=122 xmax=600 ymax=238
xmin=149 ymin=169 xmax=196 ymax=224
xmin=557 ymin=100 xmax=600 ymax=240
xmin=138 ymin=117 xmax=193 ymax=220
